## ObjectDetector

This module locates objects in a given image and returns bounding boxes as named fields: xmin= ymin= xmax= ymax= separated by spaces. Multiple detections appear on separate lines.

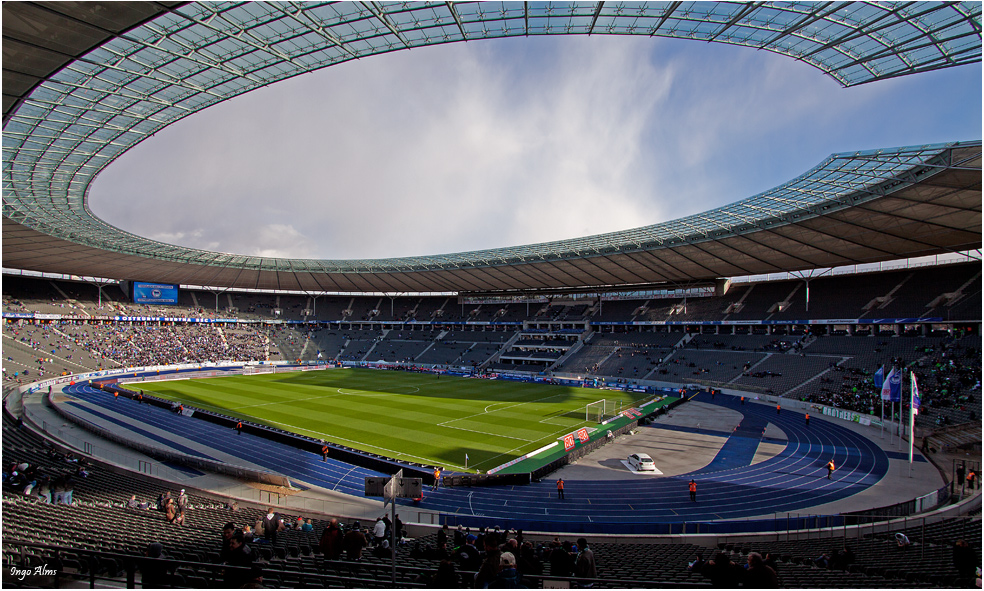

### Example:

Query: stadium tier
xmin=5 ymin=258 xmax=982 ymax=587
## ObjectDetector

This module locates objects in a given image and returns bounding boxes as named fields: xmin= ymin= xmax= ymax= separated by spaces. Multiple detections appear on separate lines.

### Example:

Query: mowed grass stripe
xmin=142 ymin=369 xmax=650 ymax=470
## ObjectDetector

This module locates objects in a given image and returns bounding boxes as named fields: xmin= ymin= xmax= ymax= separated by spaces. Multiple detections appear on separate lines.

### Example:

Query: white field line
xmin=439 ymin=424 xmax=533 ymax=442
xmin=158 ymin=397 xmax=463 ymax=468
xmin=539 ymin=415 xmax=578 ymax=425
xmin=232 ymin=393 xmax=346 ymax=409
xmin=257 ymin=417 xmax=466 ymax=469
xmin=159 ymin=381 xmax=582 ymax=471
xmin=484 ymin=402 xmax=512 ymax=413
xmin=469 ymin=424 xmax=581 ymax=470
xmin=439 ymin=391 xmax=570 ymax=427
xmin=231 ymin=385 xmax=422 ymax=410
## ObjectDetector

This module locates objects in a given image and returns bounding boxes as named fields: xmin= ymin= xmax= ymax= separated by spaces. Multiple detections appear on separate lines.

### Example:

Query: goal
xmin=585 ymin=399 xmax=609 ymax=423
xmin=585 ymin=399 xmax=635 ymax=423
xmin=243 ymin=365 xmax=276 ymax=376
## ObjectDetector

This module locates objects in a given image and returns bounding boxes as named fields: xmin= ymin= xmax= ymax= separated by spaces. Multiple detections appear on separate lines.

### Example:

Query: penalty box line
xmin=436 ymin=390 xmax=572 ymax=443
xmin=439 ymin=391 xmax=570 ymax=428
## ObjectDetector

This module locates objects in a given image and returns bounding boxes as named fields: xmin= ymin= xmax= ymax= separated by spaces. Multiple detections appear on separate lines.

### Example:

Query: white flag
xmin=881 ymin=367 xmax=896 ymax=401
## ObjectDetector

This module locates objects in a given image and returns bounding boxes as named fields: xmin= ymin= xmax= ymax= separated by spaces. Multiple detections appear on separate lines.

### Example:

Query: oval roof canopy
xmin=2 ymin=1 xmax=982 ymax=293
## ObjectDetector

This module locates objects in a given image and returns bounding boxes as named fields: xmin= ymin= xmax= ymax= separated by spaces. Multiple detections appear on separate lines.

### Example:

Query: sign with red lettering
xmin=576 ymin=428 xmax=590 ymax=443
xmin=563 ymin=434 xmax=576 ymax=451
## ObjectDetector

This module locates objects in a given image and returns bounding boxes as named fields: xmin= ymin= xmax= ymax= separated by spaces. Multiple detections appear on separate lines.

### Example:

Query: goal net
xmin=585 ymin=399 xmax=609 ymax=423
xmin=584 ymin=399 xmax=636 ymax=423
xmin=243 ymin=365 xmax=276 ymax=376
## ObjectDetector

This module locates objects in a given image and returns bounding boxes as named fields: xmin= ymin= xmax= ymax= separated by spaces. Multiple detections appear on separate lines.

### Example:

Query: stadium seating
xmin=4 ymin=265 xmax=982 ymax=589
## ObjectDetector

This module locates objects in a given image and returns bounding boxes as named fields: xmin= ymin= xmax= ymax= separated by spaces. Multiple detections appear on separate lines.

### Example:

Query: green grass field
xmin=139 ymin=368 xmax=651 ymax=472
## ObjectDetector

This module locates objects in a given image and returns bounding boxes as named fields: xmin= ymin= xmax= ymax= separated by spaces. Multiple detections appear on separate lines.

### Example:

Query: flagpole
xmin=909 ymin=371 xmax=917 ymax=477
xmin=891 ymin=402 xmax=896 ymax=446
xmin=876 ymin=366 xmax=886 ymax=441
xmin=880 ymin=398 xmax=884 ymax=440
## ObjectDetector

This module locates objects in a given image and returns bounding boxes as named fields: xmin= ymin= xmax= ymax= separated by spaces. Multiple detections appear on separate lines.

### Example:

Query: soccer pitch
xmin=140 ymin=368 xmax=650 ymax=472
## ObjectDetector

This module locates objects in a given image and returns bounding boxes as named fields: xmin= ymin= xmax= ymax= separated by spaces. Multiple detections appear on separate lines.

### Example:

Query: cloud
xmin=88 ymin=35 xmax=981 ymax=261
xmin=250 ymin=224 xmax=318 ymax=259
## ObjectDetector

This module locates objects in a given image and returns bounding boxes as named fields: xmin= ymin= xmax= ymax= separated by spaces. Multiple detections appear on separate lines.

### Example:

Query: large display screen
xmin=132 ymin=282 xmax=179 ymax=305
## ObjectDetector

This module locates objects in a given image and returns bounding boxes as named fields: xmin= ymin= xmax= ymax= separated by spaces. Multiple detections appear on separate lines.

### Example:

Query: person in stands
xmin=262 ymin=508 xmax=283 ymax=545
xmin=575 ymin=538 xmax=597 ymax=586
xmin=319 ymin=518 xmax=343 ymax=560
xmin=223 ymin=530 xmax=254 ymax=588
xmin=343 ymin=521 xmax=368 ymax=561
xmin=744 ymin=552 xmax=779 ymax=588
xmin=489 ymin=552 xmax=525 ymax=588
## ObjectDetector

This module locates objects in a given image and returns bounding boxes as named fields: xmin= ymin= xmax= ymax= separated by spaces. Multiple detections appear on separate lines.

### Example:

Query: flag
xmin=465 ymin=453 xmax=469 ymax=462
xmin=911 ymin=372 xmax=921 ymax=413
xmin=880 ymin=367 xmax=895 ymax=401
xmin=317 ymin=350 xmax=323 ymax=359
xmin=889 ymin=369 xmax=902 ymax=402
xmin=874 ymin=366 xmax=885 ymax=390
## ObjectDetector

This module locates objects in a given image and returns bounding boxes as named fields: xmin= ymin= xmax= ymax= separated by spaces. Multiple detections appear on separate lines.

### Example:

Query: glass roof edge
xmin=10 ymin=140 xmax=975 ymax=274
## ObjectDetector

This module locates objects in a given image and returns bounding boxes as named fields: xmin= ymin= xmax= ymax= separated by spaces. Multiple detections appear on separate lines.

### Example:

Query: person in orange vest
xmin=557 ymin=478 xmax=565 ymax=500
xmin=689 ymin=479 xmax=697 ymax=502
xmin=776 ymin=403 xmax=781 ymax=415
xmin=236 ymin=421 xmax=243 ymax=436
xmin=967 ymin=469 xmax=977 ymax=490
xmin=805 ymin=413 xmax=810 ymax=428
xmin=114 ymin=391 xmax=119 ymax=401
xmin=740 ymin=396 xmax=745 ymax=406
xmin=432 ymin=466 xmax=442 ymax=490
xmin=321 ymin=443 xmax=330 ymax=462
xmin=827 ymin=459 xmax=835 ymax=479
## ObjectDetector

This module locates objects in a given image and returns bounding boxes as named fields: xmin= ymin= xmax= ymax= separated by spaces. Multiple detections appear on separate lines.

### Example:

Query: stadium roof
xmin=3 ymin=1 xmax=982 ymax=294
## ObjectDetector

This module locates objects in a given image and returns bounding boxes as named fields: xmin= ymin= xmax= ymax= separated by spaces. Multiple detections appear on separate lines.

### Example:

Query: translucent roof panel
xmin=3 ymin=1 xmax=982 ymax=281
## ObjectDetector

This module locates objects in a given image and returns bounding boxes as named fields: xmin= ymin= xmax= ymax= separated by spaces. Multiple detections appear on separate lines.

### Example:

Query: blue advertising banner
xmin=132 ymin=282 xmax=179 ymax=305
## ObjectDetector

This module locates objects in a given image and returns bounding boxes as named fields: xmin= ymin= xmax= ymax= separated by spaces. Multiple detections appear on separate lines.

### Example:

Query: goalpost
xmin=585 ymin=399 xmax=608 ymax=423
xmin=585 ymin=398 xmax=636 ymax=423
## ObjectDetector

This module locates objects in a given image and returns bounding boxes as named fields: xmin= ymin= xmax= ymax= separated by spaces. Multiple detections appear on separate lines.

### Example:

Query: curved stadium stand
xmin=2 ymin=1 xmax=981 ymax=586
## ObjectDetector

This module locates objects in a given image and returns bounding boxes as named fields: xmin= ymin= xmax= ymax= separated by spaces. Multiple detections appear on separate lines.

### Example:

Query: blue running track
xmin=60 ymin=387 xmax=889 ymax=534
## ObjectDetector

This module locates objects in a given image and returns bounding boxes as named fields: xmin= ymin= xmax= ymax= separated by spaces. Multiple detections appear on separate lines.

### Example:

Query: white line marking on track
xmin=334 ymin=466 xmax=360 ymax=491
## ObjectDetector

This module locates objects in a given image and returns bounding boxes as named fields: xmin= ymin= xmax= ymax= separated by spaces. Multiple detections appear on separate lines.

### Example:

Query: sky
xmin=88 ymin=35 xmax=982 ymax=261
